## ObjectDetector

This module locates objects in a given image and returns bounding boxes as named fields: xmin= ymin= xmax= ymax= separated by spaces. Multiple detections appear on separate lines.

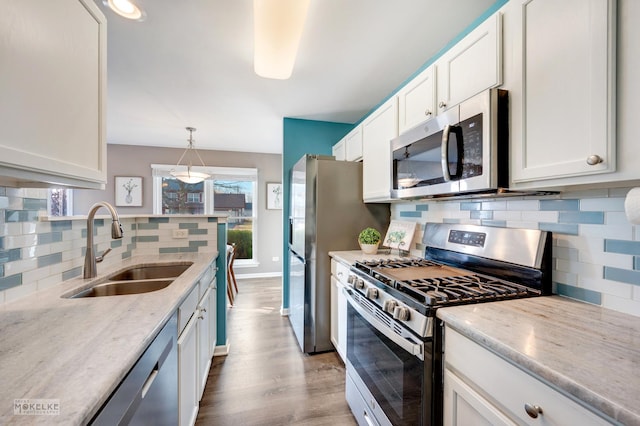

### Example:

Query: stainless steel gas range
xmin=344 ymin=223 xmax=552 ymax=426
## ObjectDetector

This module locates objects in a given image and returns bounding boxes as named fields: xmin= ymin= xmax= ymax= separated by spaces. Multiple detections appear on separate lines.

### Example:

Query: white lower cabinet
xmin=178 ymin=262 xmax=218 ymax=426
xmin=178 ymin=314 xmax=199 ymax=426
xmin=330 ymin=259 xmax=349 ymax=362
xmin=197 ymin=288 xmax=212 ymax=401
xmin=443 ymin=326 xmax=612 ymax=426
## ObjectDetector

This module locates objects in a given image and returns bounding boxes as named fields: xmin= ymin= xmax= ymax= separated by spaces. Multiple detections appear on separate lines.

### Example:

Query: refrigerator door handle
xmin=289 ymin=247 xmax=305 ymax=264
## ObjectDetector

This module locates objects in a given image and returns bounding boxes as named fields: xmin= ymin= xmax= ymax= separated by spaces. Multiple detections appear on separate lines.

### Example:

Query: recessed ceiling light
xmin=103 ymin=0 xmax=146 ymax=21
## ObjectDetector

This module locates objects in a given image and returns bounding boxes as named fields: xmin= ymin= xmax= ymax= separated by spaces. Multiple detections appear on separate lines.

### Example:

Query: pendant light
xmin=170 ymin=127 xmax=210 ymax=184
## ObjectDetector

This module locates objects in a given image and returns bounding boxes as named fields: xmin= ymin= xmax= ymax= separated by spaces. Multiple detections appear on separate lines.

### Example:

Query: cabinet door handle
xmin=425 ymin=109 xmax=432 ymax=116
xmin=586 ymin=155 xmax=603 ymax=165
xmin=141 ymin=365 xmax=159 ymax=399
xmin=524 ymin=403 xmax=543 ymax=419
xmin=439 ymin=101 xmax=447 ymax=109
xmin=363 ymin=411 xmax=376 ymax=426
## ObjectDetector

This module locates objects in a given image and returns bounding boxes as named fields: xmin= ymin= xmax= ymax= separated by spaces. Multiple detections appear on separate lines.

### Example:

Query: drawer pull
xmin=524 ymin=403 xmax=543 ymax=419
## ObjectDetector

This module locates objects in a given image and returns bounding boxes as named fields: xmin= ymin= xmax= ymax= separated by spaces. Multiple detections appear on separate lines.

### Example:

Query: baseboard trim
xmin=280 ymin=307 xmax=290 ymax=316
xmin=236 ymin=271 xmax=282 ymax=279
xmin=214 ymin=340 xmax=231 ymax=356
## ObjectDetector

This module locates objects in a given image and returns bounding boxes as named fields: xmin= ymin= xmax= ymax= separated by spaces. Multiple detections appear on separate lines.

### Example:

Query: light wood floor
xmin=195 ymin=277 xmax=357 ymax=426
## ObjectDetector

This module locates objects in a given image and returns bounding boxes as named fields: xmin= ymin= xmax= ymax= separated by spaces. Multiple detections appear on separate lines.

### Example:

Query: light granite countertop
xmin=437 ymin=296 xmax=640 ymax=426
xmin=0 ymin=252 xmax=218 ymax=425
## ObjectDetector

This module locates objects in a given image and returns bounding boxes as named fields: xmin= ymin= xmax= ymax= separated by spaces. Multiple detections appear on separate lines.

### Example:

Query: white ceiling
xmin=95 ymin=0 xmax=496 ymax=154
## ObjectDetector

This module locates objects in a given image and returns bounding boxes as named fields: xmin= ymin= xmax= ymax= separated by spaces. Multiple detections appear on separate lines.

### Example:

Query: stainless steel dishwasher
xmin=91 ymin=312 xmax=178 ymax=425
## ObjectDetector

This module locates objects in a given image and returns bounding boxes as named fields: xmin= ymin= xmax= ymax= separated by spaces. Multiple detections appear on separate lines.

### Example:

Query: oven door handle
xmin=344 ymin=288 xmax=424 ymax=361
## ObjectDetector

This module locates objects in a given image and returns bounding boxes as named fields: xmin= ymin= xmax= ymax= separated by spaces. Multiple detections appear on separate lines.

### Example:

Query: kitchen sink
xmin=66 ymin=262 xmax=194 ymax=299
xmin=70 ymin=279 xmax=175 ymax=298
xmin=107 ymin=263 xmax=193 ymax=281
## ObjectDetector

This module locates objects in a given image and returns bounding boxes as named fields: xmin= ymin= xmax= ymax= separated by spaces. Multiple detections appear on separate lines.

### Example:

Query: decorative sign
xmin=383 ymin=220 xmax=417 ymax=250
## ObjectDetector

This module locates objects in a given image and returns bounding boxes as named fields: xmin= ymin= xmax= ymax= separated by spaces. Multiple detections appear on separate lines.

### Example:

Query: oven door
xmin=345 ymin=289 xmax=434 ymax=426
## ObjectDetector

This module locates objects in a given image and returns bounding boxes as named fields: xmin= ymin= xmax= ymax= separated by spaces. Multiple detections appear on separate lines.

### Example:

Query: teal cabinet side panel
xmin=216 ymin=221 xmax=227 ymax=345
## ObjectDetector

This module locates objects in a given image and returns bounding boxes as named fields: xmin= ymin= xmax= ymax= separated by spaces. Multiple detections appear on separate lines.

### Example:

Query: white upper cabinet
xmin=332 ymin=139 xmax=346 ymax=161
xmin=508 ymin=0 xmax=616 ymax=186
xmin=0 ymin=0 xmax=107 ymax=189
xmin=345 ymin=126 xmax=363 ymax=162
xmin=397 ymin=66 xmax=436 ymax=134
xmin=436 ymin=13 xmax=502 ymax=113
xmin=362 ymin=97 xmax=398 ymax=202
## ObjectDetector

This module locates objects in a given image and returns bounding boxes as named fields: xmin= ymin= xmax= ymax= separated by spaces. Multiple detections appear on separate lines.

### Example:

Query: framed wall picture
xmin=267 ymin=183 xmax=283 ymax=210
xmin=115 ymin=176 xmax=143 ymax=207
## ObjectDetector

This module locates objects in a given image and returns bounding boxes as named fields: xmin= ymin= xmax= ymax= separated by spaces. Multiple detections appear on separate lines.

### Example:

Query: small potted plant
xmin=358 ymin=227 xmax=381 ymax=255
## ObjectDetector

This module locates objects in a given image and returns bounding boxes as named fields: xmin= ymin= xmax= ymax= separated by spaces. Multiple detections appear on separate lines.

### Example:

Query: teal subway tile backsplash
xmin=188 ymin=229 xmax=208 ymax=235
xmin=189 ymin=241 xmax=208 ymax=248
xmin=0 ymin=249 xmax=22 ymax=264
xmin=399 ymin=211 xmax=422 ymax=218
xmin=159 ymin=247 xmax=181 ymax=254
xmin=51 ymin=220 xmax=73 ymax=231
xmin=133 ymin=236 xmax=159 ymax=243
xmin=137 ymin=223 xmax=159 ymax=230
xmin=604 ymin=267 xmax=640 ymax=286
xmin=149 ymin=217 xmax=170 ymax=223
xmin=5 ymin=210 xmax=40 ymax=222
xmin=23 ymin=198 xmax=47 ymax=210
xmin=540 ymin=199 xmax=579 ymax=211
xmin=605 ymin=239 xmax=640 ymax=255
xmin=558 ymin=211 xmax=605 ymax=224
xmin=179 ymin=223 xmax=198 ymax=229
xmin=539 ymin=222 xmax=579 ymax=235
xmin=37 ymin=232 xmax=63 ymax=245
xmin=62 ymin=267 xmax=82 ymax=281
xmin=460 ymin=202 xmax=481 ymax=211
xmin=391 ymin=187 xmax=640 ymax=316
xmin=471 ymin=210 xmax=493 ymax=220
xmin=37 ymin=253 xmax=63 ymax=268
xmin=0 ymin=274 xmax=22 ymax=291
xmin=110 ymin=240 xmax=123 ymax=249
xmin=207 ymin=217 xmax=218 ymax=222
xmin=556 ymin=283 xmax=602 ymax=305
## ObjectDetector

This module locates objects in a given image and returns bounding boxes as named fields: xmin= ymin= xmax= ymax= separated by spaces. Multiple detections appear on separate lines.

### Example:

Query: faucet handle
xmin=96 ymin=248 xmax=112 ymax=263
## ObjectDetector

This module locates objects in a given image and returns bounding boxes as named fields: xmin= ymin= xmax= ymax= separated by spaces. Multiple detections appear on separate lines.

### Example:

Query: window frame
xmin=151 ymin=164 xmax=258 ymax=267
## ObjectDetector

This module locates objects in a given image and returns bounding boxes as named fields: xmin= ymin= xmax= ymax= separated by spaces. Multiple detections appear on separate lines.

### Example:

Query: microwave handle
xmin=441 ymin=125 xmax=463 ymax=181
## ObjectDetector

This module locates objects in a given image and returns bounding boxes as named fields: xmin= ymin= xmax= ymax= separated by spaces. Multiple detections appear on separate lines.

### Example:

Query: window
xmin=151 ymin=165 xmax=258 ymax=265
xmin=48 ymin=189 xmax=73 ymax=216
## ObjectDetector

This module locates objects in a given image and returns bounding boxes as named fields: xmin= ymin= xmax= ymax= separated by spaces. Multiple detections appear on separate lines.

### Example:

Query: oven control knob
xmin=347 ymin=275 xmax=356 ymax=285
xmin=383 ymin=300 xmax=397 ymax=313
xmin=365 ymin=287 xmax=378 ymax=299
xmin=355 ymin=279 xmax=365 ymax=290
xmin=393 ymin=306 xmax=411 ymax=321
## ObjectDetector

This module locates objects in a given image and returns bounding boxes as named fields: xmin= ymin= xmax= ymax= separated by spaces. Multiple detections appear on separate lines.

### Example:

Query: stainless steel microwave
xmin=391 ymin=89 xmax=509 ymax=200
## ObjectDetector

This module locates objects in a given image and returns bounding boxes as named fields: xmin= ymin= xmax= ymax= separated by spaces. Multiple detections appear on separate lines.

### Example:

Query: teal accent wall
xmin=216 ymin=221 xmax=228 ymax=345
xmin=281 ymin=118 xmax=352 ymax=310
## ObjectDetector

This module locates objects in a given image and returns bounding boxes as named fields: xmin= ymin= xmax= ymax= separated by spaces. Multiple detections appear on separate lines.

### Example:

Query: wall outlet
xmin=272 ymin=256 xmax=280 ymax=262
xmin=172 ymin=229 xmax=189 ymax=239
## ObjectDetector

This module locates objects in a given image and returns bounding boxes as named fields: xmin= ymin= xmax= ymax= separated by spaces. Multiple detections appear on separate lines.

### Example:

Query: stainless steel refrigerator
xmin=288 ymin=154 xmax=390 ymax=354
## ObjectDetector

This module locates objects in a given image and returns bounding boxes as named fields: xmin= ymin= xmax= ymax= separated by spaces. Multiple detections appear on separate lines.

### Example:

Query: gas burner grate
xmin=356 ymin=258 xmax=439 ymax=269
xmin=398 ymin=274 xmax=537 ymax=306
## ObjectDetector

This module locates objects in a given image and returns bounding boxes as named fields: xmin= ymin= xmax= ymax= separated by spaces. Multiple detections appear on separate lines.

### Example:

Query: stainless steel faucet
xmin=83 ymin=202 xmax=124 ymax=279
